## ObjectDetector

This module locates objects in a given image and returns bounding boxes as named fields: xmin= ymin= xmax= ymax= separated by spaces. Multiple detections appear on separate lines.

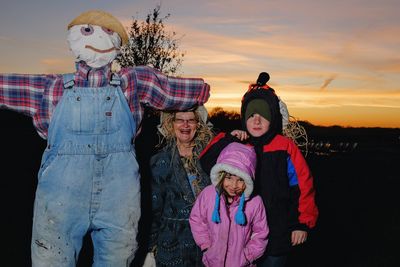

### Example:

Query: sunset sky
xmin=1 ymin=0 xmax=399 ymax=128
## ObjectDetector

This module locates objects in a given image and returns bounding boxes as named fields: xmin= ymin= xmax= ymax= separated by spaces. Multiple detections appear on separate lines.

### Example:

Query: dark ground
xmin=1 ymin=110 xmax=399 ymax=267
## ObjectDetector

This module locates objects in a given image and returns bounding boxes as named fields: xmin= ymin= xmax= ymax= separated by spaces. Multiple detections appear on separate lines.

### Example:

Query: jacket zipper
xmin=223 ymin=198 xmax=232 ymax=267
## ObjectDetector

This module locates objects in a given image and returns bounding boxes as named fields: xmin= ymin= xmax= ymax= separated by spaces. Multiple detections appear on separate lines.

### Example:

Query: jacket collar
xmin=75 ymin=61 xmax=112 ymax=81
xmin=168 ymin=143 xmax=210 ymax=202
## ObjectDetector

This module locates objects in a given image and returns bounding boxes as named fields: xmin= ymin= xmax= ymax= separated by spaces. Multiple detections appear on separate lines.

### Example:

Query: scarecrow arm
xmin=121 ymin=66 xmax=210 ymax=111
xmin=0 ymin=73 xmax=51 ymax=117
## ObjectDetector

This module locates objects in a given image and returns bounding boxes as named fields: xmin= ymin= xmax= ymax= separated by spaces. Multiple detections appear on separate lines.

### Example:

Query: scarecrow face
xmin=67 ymin=24 xmax=122 ymax=68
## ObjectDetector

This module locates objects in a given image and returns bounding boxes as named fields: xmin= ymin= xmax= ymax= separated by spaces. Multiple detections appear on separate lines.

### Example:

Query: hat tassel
xmin=212 ymin=193 xmax=221 ymax=223
xmin=235 ymin=193 xmax=246 ymax=225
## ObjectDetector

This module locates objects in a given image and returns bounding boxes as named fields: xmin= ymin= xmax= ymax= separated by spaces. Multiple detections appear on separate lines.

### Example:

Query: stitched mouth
xmin=85 ymin=45 xmax=117 ymax=53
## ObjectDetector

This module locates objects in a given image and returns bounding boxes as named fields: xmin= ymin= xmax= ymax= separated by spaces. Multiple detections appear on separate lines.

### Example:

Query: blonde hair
xmin=157 ymin=109 xmax=214 ymax=178
xmin=215 ymin=171 xmax=227 ymax=193
xmin=158 ymin=109 xmax=214 ymax=157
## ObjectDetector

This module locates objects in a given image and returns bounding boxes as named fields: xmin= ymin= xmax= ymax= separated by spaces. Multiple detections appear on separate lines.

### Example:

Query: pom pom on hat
xmin=68 ymin=10 xmax=129 ymax=45
xmin=211 ymin=190 xmax=247 ymax=225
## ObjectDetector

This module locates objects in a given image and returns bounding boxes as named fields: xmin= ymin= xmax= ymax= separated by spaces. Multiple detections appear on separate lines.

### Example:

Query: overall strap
xmin=109 ymin=73 xmax=121 ymax=87
xmin=62 ymin=73 xmax=75 ymax=89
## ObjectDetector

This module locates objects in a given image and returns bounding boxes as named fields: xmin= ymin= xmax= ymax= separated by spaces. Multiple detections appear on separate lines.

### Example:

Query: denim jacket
xmin=149 ymin=143 xmax=210 ymax=266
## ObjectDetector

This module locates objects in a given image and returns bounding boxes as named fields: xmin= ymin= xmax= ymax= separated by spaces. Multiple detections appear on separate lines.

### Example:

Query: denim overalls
xmin=31 ymin=74 xmax=140 ymax=267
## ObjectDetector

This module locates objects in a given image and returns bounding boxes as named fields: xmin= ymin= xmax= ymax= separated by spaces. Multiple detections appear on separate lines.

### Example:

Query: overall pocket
xmin=65 ymin=94 xmax=95 ymax=134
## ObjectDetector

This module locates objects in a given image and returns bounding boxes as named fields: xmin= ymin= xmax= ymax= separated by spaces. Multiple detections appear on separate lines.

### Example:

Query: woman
xmin=146 ymin=106 xmax=214 ymax=267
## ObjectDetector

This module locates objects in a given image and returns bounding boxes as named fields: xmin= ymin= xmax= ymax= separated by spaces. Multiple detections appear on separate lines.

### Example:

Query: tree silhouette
xmin=209 ymin=107 xmax=241 ymax=133
xmin=117 ymin=5 xmax=185 ymax=75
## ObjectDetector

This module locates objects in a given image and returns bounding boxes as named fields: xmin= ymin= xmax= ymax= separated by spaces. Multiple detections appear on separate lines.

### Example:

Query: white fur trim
xmin=210 ymin=163 xmax=254 ymax=198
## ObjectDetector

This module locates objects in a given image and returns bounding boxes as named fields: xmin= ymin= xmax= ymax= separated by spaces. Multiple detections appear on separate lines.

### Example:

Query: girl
xmin=189 ymin=142 xmax=269 ymax=267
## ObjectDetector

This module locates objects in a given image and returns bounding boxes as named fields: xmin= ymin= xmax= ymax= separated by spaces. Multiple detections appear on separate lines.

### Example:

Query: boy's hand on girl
xmin=230 ymin=130 xmax=249 ymax=141
xmin=291 ymin=230 xmax=308 ymax=246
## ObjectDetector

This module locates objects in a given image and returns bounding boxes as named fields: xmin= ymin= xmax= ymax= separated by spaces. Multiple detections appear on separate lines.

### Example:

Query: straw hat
xmin=68 ymin=10 xmax=128 ymax=45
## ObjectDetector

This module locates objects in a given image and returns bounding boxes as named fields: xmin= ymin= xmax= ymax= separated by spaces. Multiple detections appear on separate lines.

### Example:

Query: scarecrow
xmin=0 ymin=10 xmax=210 ymax=267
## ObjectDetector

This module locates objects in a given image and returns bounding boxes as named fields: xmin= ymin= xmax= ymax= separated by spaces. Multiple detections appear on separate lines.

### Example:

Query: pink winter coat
xmin=189 ymin=185 xmax=269 ymax=267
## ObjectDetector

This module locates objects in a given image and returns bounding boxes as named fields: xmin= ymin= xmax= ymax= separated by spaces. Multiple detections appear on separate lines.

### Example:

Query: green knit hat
xmin=244 ymin=99 xmax=271 ymax=122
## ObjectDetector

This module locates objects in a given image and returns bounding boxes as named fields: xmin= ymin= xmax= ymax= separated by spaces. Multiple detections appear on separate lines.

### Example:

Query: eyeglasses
xmin=173 ymin=118 xmax=198 ymax=125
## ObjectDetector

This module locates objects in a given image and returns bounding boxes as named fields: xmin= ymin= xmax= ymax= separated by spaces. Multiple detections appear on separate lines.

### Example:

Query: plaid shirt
xmin=0 ymin=61 xmax=210 ymax=139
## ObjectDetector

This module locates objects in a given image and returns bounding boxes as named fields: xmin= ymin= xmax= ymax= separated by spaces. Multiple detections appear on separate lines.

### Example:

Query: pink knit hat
xmin=210 ymin=142 xmax=256 ymax=198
